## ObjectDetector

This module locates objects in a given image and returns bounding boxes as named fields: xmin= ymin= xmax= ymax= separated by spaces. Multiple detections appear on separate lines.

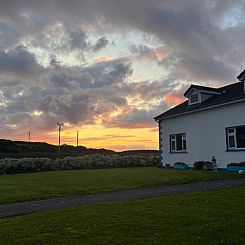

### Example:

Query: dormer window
xmin=184 ymin=85 xmax=221 ymax=107
xmin=190 ymin=94 xmax=199 ymax=104
xmin=188 ymin=92 xmax=200 ymax=106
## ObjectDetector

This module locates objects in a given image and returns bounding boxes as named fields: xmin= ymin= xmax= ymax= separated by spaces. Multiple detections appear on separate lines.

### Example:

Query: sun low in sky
xmin=0 ymin=0 xmax=244 ymax=151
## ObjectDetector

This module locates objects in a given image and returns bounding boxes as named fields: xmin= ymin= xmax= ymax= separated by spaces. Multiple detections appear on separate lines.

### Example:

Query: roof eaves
xmin=156 ymin=96 xmax=245 ymax=121
xmin=237 ymin=70 xmax=245 ymax=81
xmin=183 ymin=84 xmax=219 ymax=97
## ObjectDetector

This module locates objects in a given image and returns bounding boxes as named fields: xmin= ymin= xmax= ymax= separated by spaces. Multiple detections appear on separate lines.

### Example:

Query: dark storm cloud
xmin=0 ymin=57 xmax=134 ymax=133
xmin=0 ymin=46 xmax=41 ymax=74
xmin=35 ymin=1 xmax=245 ymax=81
xmin=1 ymin=0 xmax=244 ymax=82
xmin=50 ymin=58 xmax=132 ymax=89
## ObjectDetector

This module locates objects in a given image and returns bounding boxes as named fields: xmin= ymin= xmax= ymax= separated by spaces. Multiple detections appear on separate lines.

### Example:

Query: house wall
xmin=159 ymin=101 xmax=245 ymax=168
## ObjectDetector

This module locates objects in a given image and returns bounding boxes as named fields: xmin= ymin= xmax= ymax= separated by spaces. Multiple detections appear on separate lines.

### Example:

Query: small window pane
xmin=236 ymin=126 xmax=245 ymax=148
xmin=171 ymin=140 xmax=176 ymax=151
xmin=190 ymin=94 xmax=198 ymax=103
xmin=183 ymin=139 xmax=186 ymax=150
xmin=228 ymin=128 xmax=235 ymax=134
xmin=176 ymin=134 xmax=182 ymax=151
xmin=228 ymin=136 xmax=235 ymax=148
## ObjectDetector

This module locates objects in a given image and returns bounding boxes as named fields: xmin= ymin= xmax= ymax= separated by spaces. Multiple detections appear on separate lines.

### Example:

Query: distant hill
xmin=0 ymin=139 xmax=158 ymax=158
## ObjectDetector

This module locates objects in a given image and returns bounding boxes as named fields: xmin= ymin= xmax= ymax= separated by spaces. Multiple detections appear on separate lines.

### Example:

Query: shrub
xmin=193 ymin=161 xmax=213 ymax=170
xmin=0 ymin=154 xmax=159 ymax=175
xmin=193 ymin=161 xmax=204 ymax=170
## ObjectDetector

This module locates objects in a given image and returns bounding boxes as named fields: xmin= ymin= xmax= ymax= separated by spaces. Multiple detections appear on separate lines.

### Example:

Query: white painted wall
xmin=159 ymin=101 xmax=245 ymax=168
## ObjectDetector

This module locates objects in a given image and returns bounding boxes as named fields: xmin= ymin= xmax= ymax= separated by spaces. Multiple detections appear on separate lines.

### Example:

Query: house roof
xmin=183 ymin=84 xmax=220 ymax=97
xmin=237 ymin=69 xmax=245 ymax=81
xmin=155 ymin=81 xmax=245 ymax=121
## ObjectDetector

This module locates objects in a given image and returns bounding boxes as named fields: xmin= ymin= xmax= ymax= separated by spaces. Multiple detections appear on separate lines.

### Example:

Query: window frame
xmin=188 ymin=92 xmax=200 ymax=105
xmin=226 ymin=125 xmax=245 ymax=151
xmin=190 ymin=94 xmax=199 ymax=104
xmin=170 ymin=133 xmax=187 ymax=153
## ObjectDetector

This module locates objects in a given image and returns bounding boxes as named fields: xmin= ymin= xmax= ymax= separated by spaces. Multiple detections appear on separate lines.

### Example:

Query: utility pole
xmin=28 ymin=131 xmax=31 ymax=142
xmin=76 ymin=131 xmax=79 ymax=147
xmin=57 ymin=122 xmax=64 ymax=153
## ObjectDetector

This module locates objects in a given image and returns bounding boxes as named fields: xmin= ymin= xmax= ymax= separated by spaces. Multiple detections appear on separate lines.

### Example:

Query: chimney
xmin=237 ymin=69 xmax=245 ymax=93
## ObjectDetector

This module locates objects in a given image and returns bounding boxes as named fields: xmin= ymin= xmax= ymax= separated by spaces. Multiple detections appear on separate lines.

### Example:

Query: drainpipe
xmin=155 ymin=118 xmax=164 ymax=168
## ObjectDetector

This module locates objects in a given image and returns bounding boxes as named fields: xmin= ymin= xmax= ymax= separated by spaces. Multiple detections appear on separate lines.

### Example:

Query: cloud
xmin=0 ymin=0 xmax=245 ymax=140
xmin=70 ymin=30 xmax=88 ymax=49
xmin=92 ymin=37 xmax=109 ymax=52
xmin=163 ymin=92 xmax=185 ymax=107
xmin=130 ymin=44 xmax=166 ymax=62
xmin=0 ymin=57 xmax=135 ymax=134
xmin=0 ymin=45 xmax=42 ymax=75
xmin=0 ymin=21 xmax=21 ymax=48
xmin=102 ymin=101 xmax=168 ymax=129
xmin=1 ymin=1 xmax=244 ymax=83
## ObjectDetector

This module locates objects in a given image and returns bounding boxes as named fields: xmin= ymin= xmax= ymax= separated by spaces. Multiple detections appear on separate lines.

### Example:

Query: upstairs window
xmin=190 ymin=94 xmax=199 ymax=104
xmin=170 ymin=133 xmax=186 ymax=152
xmin=227 ymin=125 xmax=245 ymax=150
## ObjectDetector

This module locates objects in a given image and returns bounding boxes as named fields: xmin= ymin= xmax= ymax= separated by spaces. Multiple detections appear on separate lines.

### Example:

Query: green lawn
xmin=0 ymin=167 xmax=239 ymax=204
xmin=0 ymin=186 xmax=244 ymax=244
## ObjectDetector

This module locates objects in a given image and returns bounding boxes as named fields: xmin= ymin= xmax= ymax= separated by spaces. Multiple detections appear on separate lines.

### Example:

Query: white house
xmin=154 ymin=71 xmax=245 ymax=169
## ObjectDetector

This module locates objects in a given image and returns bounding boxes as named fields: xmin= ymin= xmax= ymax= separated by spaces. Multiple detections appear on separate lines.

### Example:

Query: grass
xmin=0 ymin=186 xmax=244 ymax=244
xmin=0 ymin=167 xmax=239 ymax=204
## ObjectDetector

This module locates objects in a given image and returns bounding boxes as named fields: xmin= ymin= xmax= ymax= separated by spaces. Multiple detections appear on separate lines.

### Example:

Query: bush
xmin=193 ymin=161 xmax=213 ymax=170
xmin=193 ymin=161 xmax=204 ymax=170
xmin=0 ymin=154 xmax=159 ymax=175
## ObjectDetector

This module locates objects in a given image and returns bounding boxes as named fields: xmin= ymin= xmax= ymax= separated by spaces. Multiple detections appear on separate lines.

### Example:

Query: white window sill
xmin=169 ymin=151 xmax=188 ymax=154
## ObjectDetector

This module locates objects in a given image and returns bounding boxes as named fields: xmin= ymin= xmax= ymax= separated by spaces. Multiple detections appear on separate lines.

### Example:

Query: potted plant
xmin=227 ymin=162 xmax=245 ymax=172
xmin=174 ymin=162 xmax=189 ymax=170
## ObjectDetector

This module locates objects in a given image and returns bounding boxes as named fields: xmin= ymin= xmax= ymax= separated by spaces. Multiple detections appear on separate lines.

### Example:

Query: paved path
xmin=1 ymin=177 xmax=245 ymax=218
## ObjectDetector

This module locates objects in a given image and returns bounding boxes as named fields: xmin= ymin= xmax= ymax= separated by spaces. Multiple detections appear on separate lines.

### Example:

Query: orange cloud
xmin=154 ymin=49 xmax=165 ymax=60
xmin=164 ymin=92 xmax=185 ymax=106
xmin=97 ymin=55 xmax=115 ymax=62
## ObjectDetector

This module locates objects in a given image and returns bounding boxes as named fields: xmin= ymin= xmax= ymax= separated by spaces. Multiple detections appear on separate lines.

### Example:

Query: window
xmin=190 ymin=94 xmax=199 ymax=104
xmin=170 ymin=133 xmax=186 ymax=152
xmin=227 ymin=125 xmax=245 ymax=150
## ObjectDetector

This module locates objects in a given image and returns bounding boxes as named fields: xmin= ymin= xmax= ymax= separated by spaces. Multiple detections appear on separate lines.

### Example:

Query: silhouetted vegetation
xmin=0 ymin=139 xmax=159 ymax=159
xmin=0 ymin=139 xmax=115 ymax=159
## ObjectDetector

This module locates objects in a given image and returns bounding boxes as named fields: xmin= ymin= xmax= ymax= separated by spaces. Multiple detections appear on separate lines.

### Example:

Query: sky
xmin=0 ymin=0 xmax=245 ymax=151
